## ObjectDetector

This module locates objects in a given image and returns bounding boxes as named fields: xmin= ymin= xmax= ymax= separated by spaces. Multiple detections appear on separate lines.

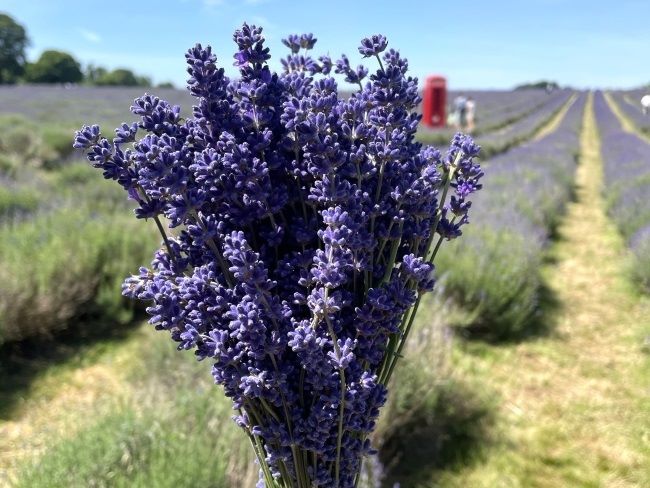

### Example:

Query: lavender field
xmin=1 ymin=81 xmax=648 ymax=488
xmin=4 ymin=0 xmax=650 ymax=483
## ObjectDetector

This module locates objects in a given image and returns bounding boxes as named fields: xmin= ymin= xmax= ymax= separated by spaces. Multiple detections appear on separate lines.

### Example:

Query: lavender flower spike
xmin=358 ymin=34 xmax=388 ymax=57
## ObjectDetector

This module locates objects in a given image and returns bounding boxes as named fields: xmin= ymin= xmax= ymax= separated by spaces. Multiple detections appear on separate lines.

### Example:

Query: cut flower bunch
xmin=74 ymin=24 xmax=483 ymax=488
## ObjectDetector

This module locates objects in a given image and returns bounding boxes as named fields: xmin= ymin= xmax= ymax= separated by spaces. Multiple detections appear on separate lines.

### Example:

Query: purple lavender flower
xmin=72 ymin=124 xmax=100 ymax=149
xmin=74 ymin=24 xmax=482 ymax=488
xmin=358 ymin=35 xmax=388 ymax=58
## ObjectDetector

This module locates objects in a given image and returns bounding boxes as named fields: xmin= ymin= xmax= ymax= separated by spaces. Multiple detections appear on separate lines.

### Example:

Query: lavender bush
xmin=474 ymin=89 xmax=562 ymax=134
xmin=435 ymin=93 xmax=586 ymax=337
xmin=418 ymin=88 xmax=555 ymax=139
xmin=594 ymin=91 xmax=650 ymax=291
xmin=73 ymin=25 xmax=482 ymax=487
xmin=0 ymin=85 xmax=195 ymax=128
xmin=474 ymin=90 xmax=572 ymax=158
xmin=630 ymin=225 xmax=650 ymax=290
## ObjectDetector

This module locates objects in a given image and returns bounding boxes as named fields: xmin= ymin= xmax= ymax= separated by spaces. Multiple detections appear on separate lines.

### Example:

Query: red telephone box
xmin=422 ymin=75 xmax=447 ymax=128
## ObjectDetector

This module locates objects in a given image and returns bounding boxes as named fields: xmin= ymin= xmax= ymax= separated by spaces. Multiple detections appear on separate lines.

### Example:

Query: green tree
xmin=135 ymin=75 xmax=152 ymax=87
xmin=85 ymin=64 xmax=107 ymax=84
xmin=96 ymin=68 xmax=139 ymax=86
xmin=0 ymin=13 xmax=29 ymax=84
xmin=514 ymin=80 xmax=560 ymax=91
xmin=94 ymin=68 xmax=151 ymax=87
xmin=24 ymin=50 xmax=83 ymax=83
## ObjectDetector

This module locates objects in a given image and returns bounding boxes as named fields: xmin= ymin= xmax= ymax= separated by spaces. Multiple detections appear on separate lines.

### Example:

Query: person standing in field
xmin=451 ymin=94 xmax=467 ymax=130
xmin=465 ymin=96 xmax=476 ymax=133
xmin=641 ymin=94 xmax=650 ymax=116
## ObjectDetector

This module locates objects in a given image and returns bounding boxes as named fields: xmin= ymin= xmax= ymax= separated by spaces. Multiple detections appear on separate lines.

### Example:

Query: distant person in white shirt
xmin=641 ymin=94 xmax=650 ymax=116
xmin=451 ymin=95 xmax=467 ymax=130
xmin=465 ymin=97 xmax=476 ymax=133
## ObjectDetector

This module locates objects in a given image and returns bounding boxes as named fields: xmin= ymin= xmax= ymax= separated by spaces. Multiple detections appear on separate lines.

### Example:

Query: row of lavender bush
xmin=0 ymin=161 xmax=159 ymax=344
xmin=418 ymin=90 xmax=571 ymax=156
xmin=0 ymin=114 xmax=76 ymax=176
xmin=434 ymin=93 xmax=587 ymax=337
xmin=0 ymin=207 xmax=158 ymax=343
xmin=608 ymin=90 xmax=650 ymax=135
xmin=474 ymin=89 xmax=573 ymax=158
xmin=447 ymin=89 xmax=560 ymax=135
xmin=0 ymin=85 xmax=195 ymax=128
xmin=593 ymin=92 xmax=650 ymax=290
xmin=0 ymin=87 xmax=195 ymax=344
xmin=0 ymin=85 xmax=553 ymax=141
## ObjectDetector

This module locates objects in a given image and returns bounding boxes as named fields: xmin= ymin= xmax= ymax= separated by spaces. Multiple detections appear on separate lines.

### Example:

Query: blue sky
xmin=3 ymin=0 xmax=649 ymax=89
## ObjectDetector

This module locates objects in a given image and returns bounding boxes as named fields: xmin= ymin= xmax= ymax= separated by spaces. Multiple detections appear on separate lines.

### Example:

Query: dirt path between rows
xmin=0 ymin=330 xmax=144 ymax=485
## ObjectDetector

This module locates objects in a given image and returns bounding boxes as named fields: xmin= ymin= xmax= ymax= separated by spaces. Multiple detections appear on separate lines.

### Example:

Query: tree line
xmin=0 ymin=13 xmax=173 ymax=88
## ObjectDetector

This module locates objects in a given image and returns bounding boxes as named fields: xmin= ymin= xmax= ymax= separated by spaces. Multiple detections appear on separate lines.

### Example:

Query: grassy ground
xmin=424 ymin=93 xmax=650 ymax=487
xmin=0 ymin=328 xmax=145 ymax=484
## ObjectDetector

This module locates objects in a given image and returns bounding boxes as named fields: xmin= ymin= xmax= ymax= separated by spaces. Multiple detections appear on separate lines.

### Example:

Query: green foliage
xmin=375 ymin=315 xmax=448 ymax=444
xmin=515 ymin=80 xmax=560 ymax=91
xmin=0 ymin=153 xmax=15 ymax=174
xmin=0 ymin=13 xmax=28 ymax=84
xmin=96 ymin=68 xmax=150 ymax=87
xmin=53 ymin=162 xmax=97 ymax=185
xmin=0 ymin=115 xmax=75 ymax=169
xmin=24 ymin=50 xmax=83 ymax=84
xmin=606 ymin=175 xmax=650 ymax=241
xmin=380 ymin=379 xmax=491 ymax=486
xmin=136 ymin=75 xmax=152 ymax=87
xmin=40 ymin=126 xmax=75 ymax=166
xmin=52 ymin=166 xmax=137 ymax=213
xmin=84 ymin=64 xmax=108 ymax=84
xmin=631 ymin=239 xmax=650 ymax=292
xmin=373 ymin=305 xmax=493 ymax=485
xmin=0 ymin=207 xmax=158 ymax=344
xmin=435 ymin=226 xmax=542 ymax=338
xmin=0 ymin=186 xmax=40 ymax=220
xmin=1 ymin=121 xmax=39 ymax=157
xmin=157 ymin=81 xmax=175 ymax=89
xmin=416 ymin=130 xmax=455 ymax=148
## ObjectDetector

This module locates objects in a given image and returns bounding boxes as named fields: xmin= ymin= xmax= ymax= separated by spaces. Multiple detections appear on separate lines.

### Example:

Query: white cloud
xmin=78 ymin=28 xmax=101 ymax=43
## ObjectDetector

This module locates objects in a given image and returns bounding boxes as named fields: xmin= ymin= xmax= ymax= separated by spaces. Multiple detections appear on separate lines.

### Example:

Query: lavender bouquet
xmin=74 ymin=24 xmax=482 ymax=488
